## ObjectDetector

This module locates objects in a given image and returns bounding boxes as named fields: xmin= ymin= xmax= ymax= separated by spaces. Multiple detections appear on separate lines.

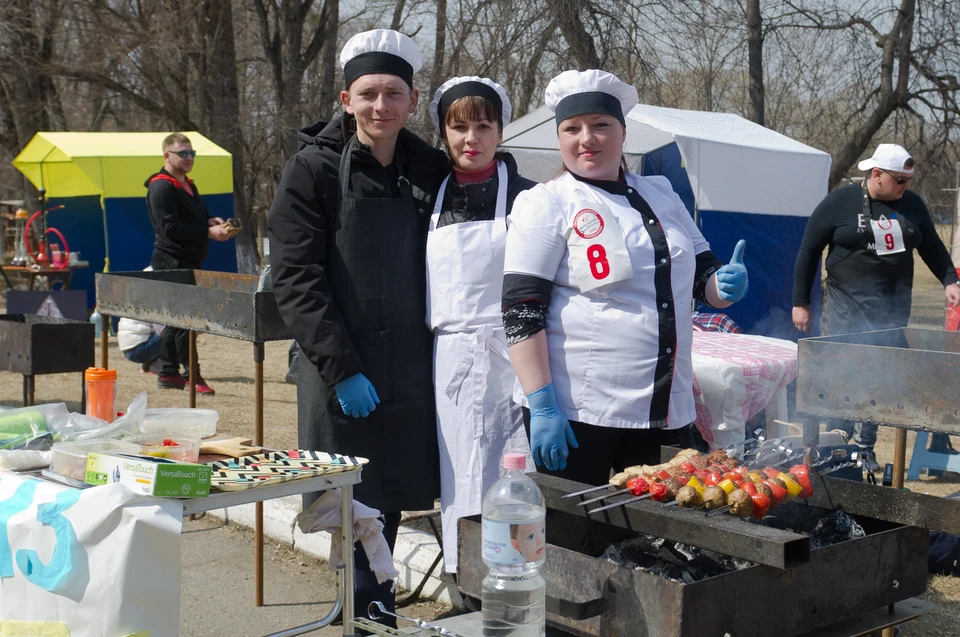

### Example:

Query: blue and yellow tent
xmin=12 ymin=131 xmax=237 ymax=307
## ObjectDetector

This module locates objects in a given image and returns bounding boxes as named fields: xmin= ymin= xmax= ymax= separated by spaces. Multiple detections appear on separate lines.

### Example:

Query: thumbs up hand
xmin=715 ymin=240 xmax=748 ymax=303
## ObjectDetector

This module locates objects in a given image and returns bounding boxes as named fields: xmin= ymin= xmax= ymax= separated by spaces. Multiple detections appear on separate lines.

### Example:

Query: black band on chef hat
xmin=554 ymin=91 xmax=625 ymax=126
xmin=438 ymin=81 xmax=503 ymax=124
xmin=344 ymin=51 xmax=414 ymax=89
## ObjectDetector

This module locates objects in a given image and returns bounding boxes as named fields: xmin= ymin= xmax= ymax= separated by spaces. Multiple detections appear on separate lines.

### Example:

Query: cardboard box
xmin=85 ymin=452 xmax=211 ymax=497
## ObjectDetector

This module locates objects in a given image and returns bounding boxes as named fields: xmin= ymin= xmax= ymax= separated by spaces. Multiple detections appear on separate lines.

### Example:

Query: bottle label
xmin=482 ymin=515 xmax=545 ymax=565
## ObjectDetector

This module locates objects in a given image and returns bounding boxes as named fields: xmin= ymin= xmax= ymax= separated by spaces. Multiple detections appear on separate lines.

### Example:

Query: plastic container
xmin=51 ymin=438 xmax=139 ymax=481
xmin=481 ymin=453 xmax=546 ymax=637
xmin=85 ymin=367 xmax=117 ymax=423
xmin=140 ymin=408 xmax=219 ymax=439
xmin=122 ymin=433 xmax=201 ymax=463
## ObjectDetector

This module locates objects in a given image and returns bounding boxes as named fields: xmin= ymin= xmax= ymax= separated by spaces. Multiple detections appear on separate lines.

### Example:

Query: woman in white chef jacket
xmin=425 ymin=77 xmax=536 ymax=573
xmin=502 ymin=70 xmax=749 ymax=485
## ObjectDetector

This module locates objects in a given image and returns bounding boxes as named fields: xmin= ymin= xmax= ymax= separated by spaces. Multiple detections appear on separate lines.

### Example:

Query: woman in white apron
xmin=502 ymin=70 xmax=750 ymax=486
xmin=425 ymin=77 xmax=535 ymax=573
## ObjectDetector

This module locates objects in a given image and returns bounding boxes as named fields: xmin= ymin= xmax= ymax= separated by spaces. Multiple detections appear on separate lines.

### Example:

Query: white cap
xmin=339 ymin=29 xmax=422 ymax=88
xmin=429 ymin=76 xmax=513 ymax=131
xmin=857 ymin=143 xmax=914 ymax=175
xmin=544 ymin=69 xmax=639 ymax=126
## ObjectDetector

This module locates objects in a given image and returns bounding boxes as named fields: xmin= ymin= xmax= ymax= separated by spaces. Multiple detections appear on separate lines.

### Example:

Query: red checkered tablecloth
xmin=691 ymin=332 xmax=798 ymax=447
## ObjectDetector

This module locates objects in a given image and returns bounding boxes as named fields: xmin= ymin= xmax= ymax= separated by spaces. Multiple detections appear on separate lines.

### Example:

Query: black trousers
xmin=158 ymin=327 xmax=194 ymax=376
xmin=151 ymin=251 xmax=201 ymax=377
xmin=521 ymin=408 xmax=695 ymax=486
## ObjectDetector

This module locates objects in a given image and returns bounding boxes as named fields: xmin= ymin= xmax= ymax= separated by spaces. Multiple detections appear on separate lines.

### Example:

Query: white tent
xmin=502 ymin=104 xmax=832 ymax=336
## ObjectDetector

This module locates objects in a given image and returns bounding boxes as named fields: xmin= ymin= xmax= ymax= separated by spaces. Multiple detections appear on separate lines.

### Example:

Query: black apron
xmin=297 ymin=135 xmax=439 ymax=512
xmin=825 ymin=183 xmax=919 ymax=335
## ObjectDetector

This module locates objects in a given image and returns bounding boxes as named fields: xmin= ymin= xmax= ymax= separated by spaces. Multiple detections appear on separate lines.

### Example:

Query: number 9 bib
xmin=870 ymin=214 xmax=906 ymax=256
xmin=565 ymin=204 xmax=633 ymax=292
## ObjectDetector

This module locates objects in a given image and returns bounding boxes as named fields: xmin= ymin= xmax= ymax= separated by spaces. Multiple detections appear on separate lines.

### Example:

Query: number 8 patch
xmin=566 ymin=204 xmax=633 ymax=292
xmin=870 ymin=214 xmax=906 ymax=256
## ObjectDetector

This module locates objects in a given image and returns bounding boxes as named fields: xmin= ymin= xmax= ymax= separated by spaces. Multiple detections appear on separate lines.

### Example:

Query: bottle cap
xmin=85 ymin=367 xmax=117 ymax=381
xmin=503 ymin=453 xmax=527 ymax=470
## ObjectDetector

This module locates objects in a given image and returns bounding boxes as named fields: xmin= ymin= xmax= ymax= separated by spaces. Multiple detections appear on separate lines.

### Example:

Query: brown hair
xmin=162 ymin=132 xmax=191 ymax=151
xmin=904 ymin=157 xmax=915 ymax=170
xmin=443 ymin=95 xmax=502 ymax=134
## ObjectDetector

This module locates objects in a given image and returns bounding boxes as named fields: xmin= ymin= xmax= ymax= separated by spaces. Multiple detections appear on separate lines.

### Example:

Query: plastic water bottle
xmin=481 ymin=452 xmax=546 ymax=636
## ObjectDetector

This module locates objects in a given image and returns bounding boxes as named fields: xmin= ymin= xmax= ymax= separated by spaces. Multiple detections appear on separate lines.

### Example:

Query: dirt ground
xmin=3 ymin=245 xmax=960 ymax=634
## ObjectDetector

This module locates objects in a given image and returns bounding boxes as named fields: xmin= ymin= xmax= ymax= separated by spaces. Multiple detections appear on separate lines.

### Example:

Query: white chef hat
xmin=428 ymin=76 xmax=513 ymax=132
xmin=544 ymin=69 xmax=639 ymax=127
xmin=339 ymin=29 xmax=423 ymax=89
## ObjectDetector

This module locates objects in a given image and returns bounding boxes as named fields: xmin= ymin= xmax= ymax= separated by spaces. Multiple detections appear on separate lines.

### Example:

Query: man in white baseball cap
xmin=268 ymin=28 xmax=448 ymax=629
xmin=793 ymin=142 xmax=960 ymax=466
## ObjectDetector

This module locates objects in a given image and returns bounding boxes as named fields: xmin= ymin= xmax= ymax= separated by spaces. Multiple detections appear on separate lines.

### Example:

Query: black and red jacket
xmin=145 ymin=168 xmax=211 ymax=268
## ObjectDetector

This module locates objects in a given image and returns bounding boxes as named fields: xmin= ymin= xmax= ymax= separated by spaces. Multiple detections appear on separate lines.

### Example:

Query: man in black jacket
xmin=268 ymin=30 xmax=448 ymax=627
xmin=146 ymin=132 xmax=232 ymax=394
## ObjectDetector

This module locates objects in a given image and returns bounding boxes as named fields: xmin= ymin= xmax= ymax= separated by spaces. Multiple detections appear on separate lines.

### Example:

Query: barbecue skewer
xmin=562 ymin=435 xmax=763 ymax=500
xmin=703 ymin=456 xmax=860 ymax=518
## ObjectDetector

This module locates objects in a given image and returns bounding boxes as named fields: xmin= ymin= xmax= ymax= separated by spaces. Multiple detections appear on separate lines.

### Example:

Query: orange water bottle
xmin=85 ymin=367 xmax=117 ymax=423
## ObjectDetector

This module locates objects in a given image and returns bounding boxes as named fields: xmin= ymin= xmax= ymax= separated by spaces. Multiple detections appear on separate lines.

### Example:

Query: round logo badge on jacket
xmin=573 ymin=208 xmax=605 ymax=239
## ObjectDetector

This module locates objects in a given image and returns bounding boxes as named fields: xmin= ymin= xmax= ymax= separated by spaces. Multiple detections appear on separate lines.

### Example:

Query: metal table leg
xmin=341 ymin=483 xmax=356 ymax=637
xmin=882 ymin=428 xmax=910 ymax=637
xmin=100 ymin=314 xmax=109 ymax=368
xmin=188 ymin=331 xmax=197 ymax=408
xmin=260 ymin=484 xmax=355 ymax=637
xmin=254 ymin=342 xmax=264 ymax=607
xmin=23 ymin=374 xmax=35 ymax=407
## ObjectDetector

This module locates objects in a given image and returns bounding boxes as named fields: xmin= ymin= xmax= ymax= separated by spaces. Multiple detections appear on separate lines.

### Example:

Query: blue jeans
xmin=123 ymin=333 xmax=162 ymax=364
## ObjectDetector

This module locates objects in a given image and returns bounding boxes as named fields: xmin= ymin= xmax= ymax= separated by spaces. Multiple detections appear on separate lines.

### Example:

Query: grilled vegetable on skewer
xmin=701 ymin=486 xmax=727 ymax=510
xmin=728 ymin=489 xmax=754 ymax=517
xmin=576 ymin=476 xmax=649 ymax=507
xmin=562 ymin=448 xmax=700 ymax=498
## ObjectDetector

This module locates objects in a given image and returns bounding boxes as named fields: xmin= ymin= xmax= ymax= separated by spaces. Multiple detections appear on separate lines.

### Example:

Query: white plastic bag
xmin=75 ymin=392 xmax=147 ymax=440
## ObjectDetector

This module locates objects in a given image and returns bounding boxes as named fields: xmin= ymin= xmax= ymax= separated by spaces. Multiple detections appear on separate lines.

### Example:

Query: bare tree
xmin=250 ymin=0 xmax=335 ymax=157
xmin=546 ymin=0 xmax=601 ymax=69
xmin=780 ymin=0 xmax=960 ymax=188
xmin=744 ymin=0 xmax=764 ymax=124
xmin=200 ymin=0 xmax=258 ymax=273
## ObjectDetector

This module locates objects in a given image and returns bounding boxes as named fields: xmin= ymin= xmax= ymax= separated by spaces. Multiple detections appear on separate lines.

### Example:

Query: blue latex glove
xmin=334 ymin=373 xmax=380 ymax=418
xmin=715 ymin=239 xmax=749 ymax=303
xmin=527 ymin=383 xmax=579 ymax=471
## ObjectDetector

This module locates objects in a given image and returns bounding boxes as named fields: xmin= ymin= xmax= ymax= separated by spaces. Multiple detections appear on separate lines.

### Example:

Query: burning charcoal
xmin=657 ymin=544 xmax=690 ymax=568
xmin=726 ymin=557 xmax=756 ymax=571
xmin=671 ymin=543 xmax=699 ymax=562
xmin=810 ymin=508 xmax=865 ymax=549
xmin=600 ymin=535 xmax=660 ymax=568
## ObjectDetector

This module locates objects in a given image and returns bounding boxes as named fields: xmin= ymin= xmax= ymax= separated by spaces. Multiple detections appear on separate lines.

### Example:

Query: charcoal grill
xmin=0 ymin=314 xmax=94 ymax=408
xmin=95 ymin=269 xmax=292 ymax=607
xmin=458 ymin=448 xmax=960 ymax=637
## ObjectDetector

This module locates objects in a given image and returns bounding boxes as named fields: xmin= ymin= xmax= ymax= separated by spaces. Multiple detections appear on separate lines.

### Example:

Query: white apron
xmin=426 ymin=161 xmax=532 ymax=573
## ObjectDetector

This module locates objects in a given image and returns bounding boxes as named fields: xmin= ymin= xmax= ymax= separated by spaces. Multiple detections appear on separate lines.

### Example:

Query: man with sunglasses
xmin=146 ymin=132 xmax=232 ymax=394
xmin=792 ymin=143 xmax=960 ymax=466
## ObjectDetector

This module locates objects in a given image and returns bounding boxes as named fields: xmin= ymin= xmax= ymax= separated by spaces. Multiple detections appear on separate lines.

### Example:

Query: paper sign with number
xmin=0 ymin=473 xmax=181 ymax=636
xmin=566 ymin=204 xmax=633 ymax=292
xmin=870 ymin=215 xmax=906 ymax=256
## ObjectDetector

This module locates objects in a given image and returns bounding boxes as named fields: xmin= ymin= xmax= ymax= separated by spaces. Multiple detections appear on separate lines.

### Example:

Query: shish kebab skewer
xmin=577 ymin=441 xmax=797 ymax=509
xmin=561 ymin=429 xmax=765 ymax=500
xmin=587 ymin=449 xmax=858 ymax=516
